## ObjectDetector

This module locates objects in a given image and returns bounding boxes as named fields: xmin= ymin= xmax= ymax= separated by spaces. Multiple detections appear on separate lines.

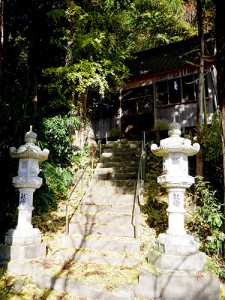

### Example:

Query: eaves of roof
xmin=126 ymin=34 xmax=215 ymax=78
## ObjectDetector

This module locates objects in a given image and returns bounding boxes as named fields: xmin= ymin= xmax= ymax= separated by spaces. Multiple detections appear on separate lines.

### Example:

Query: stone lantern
xmin=149 ymin=121 xmax=206 ymax=272
xmin=3 ymin=126 xmax=49 ymax=260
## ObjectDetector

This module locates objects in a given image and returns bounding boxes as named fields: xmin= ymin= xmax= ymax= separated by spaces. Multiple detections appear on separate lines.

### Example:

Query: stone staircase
xmin=61 ymin=139 xmax=143 ymax=266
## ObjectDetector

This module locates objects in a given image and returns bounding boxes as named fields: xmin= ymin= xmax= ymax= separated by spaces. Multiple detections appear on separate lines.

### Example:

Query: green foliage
xmin=34 ymin=160 xmax=74 ymax=214
xmin=40 ymin=115 xmax=80 ymax=163
xmin=202 ymin=112 xmax=222 ymax=163
xmin=109 ymin=127 xmax=121 ymax=138
xmin=33 ymin=184 xmax=56 ymax=215
xmin=43 ymin=0 xmax=195 ymax=112
xmin=144 ymin=145 xmax=163 ymax=199
xmin=129 ymin=0 xmax=197 ymax=51
xmin=43 ymin=60 xmax=114 ymax=108
xmin=142 ymin=196 xmax=168 ymax=235
xmin=72 ymin=143 xmax=89 ymax=165
xmin=41 ymin=162 xmax=73 ymax=200
xmin=187 ymin=177 xmax=225 ymax=256
xmin=141 ymin=144 xmax=167 ymax=234
xmin=201 ymin=112 xmax=223 ymax=197
xmin=203 ymin=256 xmax=225 ymax=282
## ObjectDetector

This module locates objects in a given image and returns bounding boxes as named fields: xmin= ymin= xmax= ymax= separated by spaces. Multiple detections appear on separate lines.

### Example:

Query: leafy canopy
xmin=43 ymin=0 xmax=195 ymax=112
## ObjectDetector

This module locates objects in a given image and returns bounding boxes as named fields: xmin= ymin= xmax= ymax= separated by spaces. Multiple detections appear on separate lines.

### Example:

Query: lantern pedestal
xmin=0 ymin=127 xmax=49 ymax=262
xmin=149 ymin=121 xmax=206 ymax=273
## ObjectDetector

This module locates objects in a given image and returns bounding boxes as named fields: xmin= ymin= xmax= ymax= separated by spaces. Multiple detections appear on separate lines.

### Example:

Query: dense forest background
xmin=0 ymin=0 xmax=224 ymax=249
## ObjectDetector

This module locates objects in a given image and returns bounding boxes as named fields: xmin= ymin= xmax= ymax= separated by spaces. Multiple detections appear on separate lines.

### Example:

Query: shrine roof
xmin=127 ymin=34 xmax=215 ymax=78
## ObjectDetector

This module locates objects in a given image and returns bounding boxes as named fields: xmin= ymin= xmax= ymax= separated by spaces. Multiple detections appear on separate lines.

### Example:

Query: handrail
xmin=133 ymin=131 xmax=146 ymax=238
xmin=65 ymin=142 xmax=100 ymax=234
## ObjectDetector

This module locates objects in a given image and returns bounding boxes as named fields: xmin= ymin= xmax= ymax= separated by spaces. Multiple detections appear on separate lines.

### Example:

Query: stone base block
xmin=135 ymin=270 xmax=220 ymax=300
xmin=3 ymin=261 xmax=41 ymax=276
xmin=5 ymin=228 xmax=42 ymax=246
xmin=0 ymin=243 xmax=46 ymax=261
xmin=155 ymin=233 xmax=199 ymax=256
xmin=148 ymin=249 xmax=206 ymax=273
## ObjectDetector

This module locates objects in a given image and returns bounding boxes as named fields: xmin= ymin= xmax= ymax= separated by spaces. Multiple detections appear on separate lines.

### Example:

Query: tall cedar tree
xmin=215 ymin=0 xmax=225 ymax=212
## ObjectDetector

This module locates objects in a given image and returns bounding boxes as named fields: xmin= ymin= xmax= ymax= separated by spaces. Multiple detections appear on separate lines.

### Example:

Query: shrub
xmin=187 ymin=176 xmax=225 ymax=256
xmin=201 ymin=112 xmax=223 ymax=197
xmin=41 ymin=162 xmax=73 ymax=200
xmin=141 ymin=144 xmax=167 ymax=234
xmin=40 ymin=115 xmax=80 ymax=164
xmin=33 ymin=184 xmax=56 ymax=215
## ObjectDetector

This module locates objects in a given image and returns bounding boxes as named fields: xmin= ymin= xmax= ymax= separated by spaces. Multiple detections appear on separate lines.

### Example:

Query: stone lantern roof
xmin=10 ymin=126 xmax=49 ymax=162
xmin=151 ymin=121 xmax=200 ymax=157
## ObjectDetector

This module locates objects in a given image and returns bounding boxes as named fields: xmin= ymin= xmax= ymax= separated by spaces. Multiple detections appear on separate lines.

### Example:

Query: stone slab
xmin=101 ymin=152 xmax=139 ymax=159
xmin=105 ymin=140 xmax=141 ymax=148
xmin=148 ymin=249 xmax=206 ymax=273
xmin=2 ymin=261 xmax=220 ymax=300
xmin=95 ymin=167 xmax=138 ymax=174
xmin=79 ymin=204 xmax=135 ymax=214
xmin=84 ymin=194 xmax=134 ymax=205
xmin=135 ymin=270 xmax=220 ymax=300
xmin=93 ymin=173 xmax=137 ymax=180
xmin=100 ymin=156 xmax=139 ymax=163
xmin=87 ymin=185 xmax=136 ymax=195
xmin=103 ymin=147 xmax=140 ymax=154
xmin=62 ymin=235 xmax=140 ymax=253
xmin=33 ymin=271 xmax=135 ymax=300
xmin=97 ymin=162 xmax=139 ymax=168
xmin=5 ymin=228 xmax=42 ymax=246
xmin=0 ymin=243 xmax=46 ymax=261
xmin=94 ymin=164 xmax=137 ymax=175
xmin=2 ymin=261 xmax=135 ymax=299
xmin=71 ymin=212 xmax=135 ymax=225
xmin=5 ymin=261 xmax=41 ymax=275
xmin=69 ymin=223 xmax=138 ymax=238
xmin=52 ymin=251 xmax=139 ymax=266
xmin=91 ymin=179 xmax=136 ymax=187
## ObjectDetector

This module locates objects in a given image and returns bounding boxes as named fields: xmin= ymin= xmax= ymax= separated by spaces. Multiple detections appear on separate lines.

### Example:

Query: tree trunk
xmin=0 ymin=0 xmax=3 ymax=88
xmin=196 ymin=0 xmax=204 ymax=176
xmin=215 ymin=0 xmax=225 ymax=254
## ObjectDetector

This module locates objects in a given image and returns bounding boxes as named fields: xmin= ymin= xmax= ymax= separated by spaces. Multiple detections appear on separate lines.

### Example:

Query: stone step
xmin=87 ymin=180 xmax=144 ymax=191
xmin=95 ymin=165 xmax=138 ymax=173
xmin=69 ymin=223 xmax=137 ymax=237
xmin=71 ymin=253 xmax=139 ymax=266
xmin=106 ymin=140 xmax=141 ymax=148
xmin=84 ymin=194 xmax=134 ymax=205
xmin=32 ymin=269 xmax=136 ymax=299
xmin=100 ymin=156 xmax=139 ymax=163
xmin=86 ymin=185 xmax=136 ymax=195
xmin=78 ymin=204 xmax=135 ymax=214
xmin=93 ymin=172 xmax=137 ymax=180
xmin=66 ymin=138 xmax=142 ymax=268
xmin=103 ymin=148 xmax=140 ymax=154
xmin=71 ymin=212 xmax=136 ymax=225
xmin=62 ymin=235 xmax=140 ymax=253
xmin=97 ymin=161 xmax=139 ymax=168
xmin=52 ymin=249 xmax=139 ymax=266
xmin=90 ymin=179 xmax=136 ymax=188
xmin=101 ymin=152 xmax=139 ymax=159
xmin=135 ymin=270 xmax=220 ymax=300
